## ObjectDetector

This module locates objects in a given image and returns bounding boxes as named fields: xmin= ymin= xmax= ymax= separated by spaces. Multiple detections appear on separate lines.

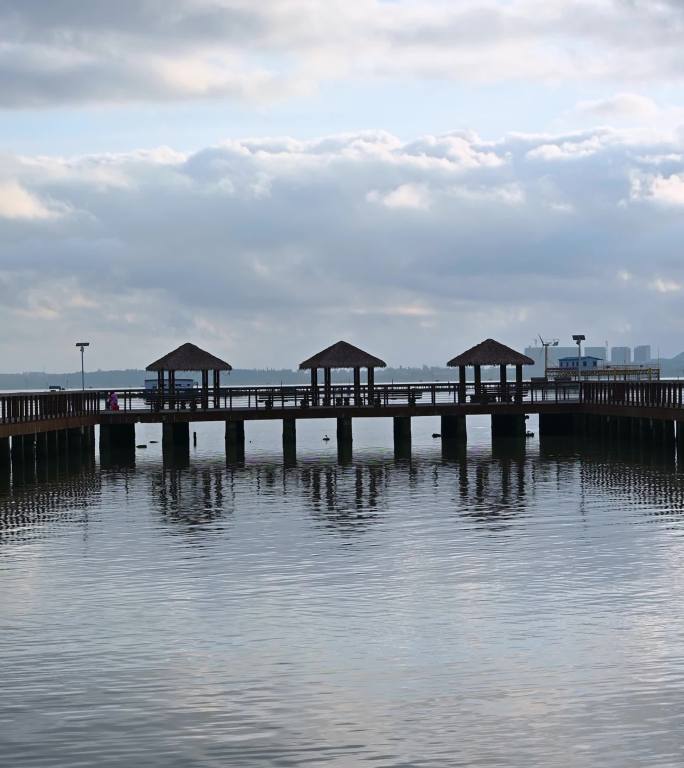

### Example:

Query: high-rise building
xmin=585 ymin=346 xmax=606 ymax=360
xmin=551 ymin=347 xmax=576 ymax=365
xmin=634 ymin=345 xmax=651 ymax=363
xmin=611 ymin=346 xmax=631 ymax=364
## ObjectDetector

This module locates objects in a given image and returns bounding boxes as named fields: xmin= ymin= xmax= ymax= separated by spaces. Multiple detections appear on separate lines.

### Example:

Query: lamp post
xmin=572 ymin=334 xmax=585 ymax=383
xmin=75 ymin=342 xmax=90 ymax=391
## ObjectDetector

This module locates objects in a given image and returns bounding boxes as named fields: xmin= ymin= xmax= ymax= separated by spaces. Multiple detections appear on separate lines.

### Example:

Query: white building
xmin=611 ymin=346 xmax=631 ymax=364
xmin=634 ymin=345 xmax=651 ymax=363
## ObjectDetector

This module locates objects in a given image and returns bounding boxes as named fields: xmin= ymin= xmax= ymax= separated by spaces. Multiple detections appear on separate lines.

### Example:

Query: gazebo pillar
xmin=500 ymin=364 xmax=508 ymax=402
xmin=353 ymin=367 xmax=361 ymax=406
xmin=213 ymin=370 xmax=220 ymax=408
xmin=458 ymin=365 xmax=466 ymax=404
xmin=310 ymin=368 xmax=319 ymax=406
xmin=157 ymin=370 xmax=165 ymax=411
xmin=515 ymin=364 xmax=523 ymax=403
xmin=474 ymin=365 xmax=482 ymax=400
xmin=367 ymin=367 xmax=375 ymax=405
xmin=201 ymin=369 xmax=209 ymax=409
xmin=324 ymin=367 xmax=332 ymax=405
xmin=169 ymin=370 xmax=176 ymax=410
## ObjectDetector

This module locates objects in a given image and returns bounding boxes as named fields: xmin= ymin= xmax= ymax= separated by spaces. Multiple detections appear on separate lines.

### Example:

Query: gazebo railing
xmin=94 ymin=380 xmax=582 ymax=413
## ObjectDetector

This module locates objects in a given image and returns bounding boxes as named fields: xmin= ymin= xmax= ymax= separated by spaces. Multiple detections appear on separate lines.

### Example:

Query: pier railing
xmin=3 ymin=380 xmax=684 ymax=428
xmin=97 ymin=380 xmax=582 ymax=413
xmin=0 ymin=390 xmax=101 ymax=425
xmin=580 ymin=381 xmax=684 ymax=409
xmin=0 ymin=380 xmax=577 ymax=424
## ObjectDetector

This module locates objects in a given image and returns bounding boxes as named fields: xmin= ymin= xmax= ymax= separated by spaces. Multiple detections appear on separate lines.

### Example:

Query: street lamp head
xmin=75 ymin=342 xmax=90 ymax=348
xmin=572 ymin=334 xmax=585 ymax=344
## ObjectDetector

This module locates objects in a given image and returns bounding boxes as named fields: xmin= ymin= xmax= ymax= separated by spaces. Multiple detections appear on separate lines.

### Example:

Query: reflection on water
xmin=2 ymin=424 xmax=684 ymax=767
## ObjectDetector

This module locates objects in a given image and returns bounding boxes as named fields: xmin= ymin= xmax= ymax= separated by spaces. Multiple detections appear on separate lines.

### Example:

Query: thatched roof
xmin=146 ymin=342 xmax=233 ymax=372
xmin=299 ymin=341 xmax=386 ymax=370
xmin=447 ymin=339 xmax=534 ymax=367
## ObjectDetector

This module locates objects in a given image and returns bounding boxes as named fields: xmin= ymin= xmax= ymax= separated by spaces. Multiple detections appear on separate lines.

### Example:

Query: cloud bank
xmin=3 ymin=0 xmax=684 ymax=107
xmin=1 ymin=127 xmax=684 ymax=369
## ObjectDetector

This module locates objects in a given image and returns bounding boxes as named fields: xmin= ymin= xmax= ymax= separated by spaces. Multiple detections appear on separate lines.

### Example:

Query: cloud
xmin=631 ymin=172 xmax=684 ymax=206
xmin=4 ymin=1 xmax=684 ymax=107
xmin=367 ymin=183 xmax=432 ymax=210
xmin=651 ymin=277 xmax=681 ymax=294
xmin=3 ymin=127 xmax=684 ymax=369
xmin=575 ymin=93 xmax=659 ymax=120
xmin=0 ymin=180 xmax=64 ymax=220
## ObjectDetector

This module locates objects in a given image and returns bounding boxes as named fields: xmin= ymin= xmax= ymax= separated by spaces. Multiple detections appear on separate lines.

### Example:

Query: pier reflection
xmin=302 ymin=463 xmax=386 ymax=536
xmin=0 ymin=457 xmax=101 ymax=545
xmin=441 ymin=441 xmax=529 ymax=530
xmin=2 ymin=437 xmax=684 ymax=546
xmin=150 ymin=463 xmax=234 ymax=534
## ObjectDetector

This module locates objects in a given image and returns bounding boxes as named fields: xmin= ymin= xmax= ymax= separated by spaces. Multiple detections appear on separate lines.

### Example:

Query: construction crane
xmin=539 ymin=335 xmax=559 ymax=379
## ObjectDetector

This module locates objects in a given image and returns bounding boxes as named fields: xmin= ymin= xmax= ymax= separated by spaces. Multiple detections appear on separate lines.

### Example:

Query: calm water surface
xmin=2 ymin=416 xmax=684 ymax=767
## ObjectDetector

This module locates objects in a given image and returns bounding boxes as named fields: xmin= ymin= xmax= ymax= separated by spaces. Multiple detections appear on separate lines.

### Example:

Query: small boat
xmin=432 ymin=433 xmax=441 ymax=438
xmin=322 ymin=435 xmax=331 ymax=442
xmin=149 ymin=440 xmax=158 ymax=444
xmin=525 ymin=431 xmax=535 ymax=438
xmin=136 ymin=444 xmax=148 ymax=449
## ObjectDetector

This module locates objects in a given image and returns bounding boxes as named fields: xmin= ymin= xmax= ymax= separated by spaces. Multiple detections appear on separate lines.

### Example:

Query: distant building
xmin=551 ymin=347 xmax=577 ymax=365
xmin=558 ymin=356 xmax=603 ymax=370
xmin=634 ymin=345 xmax=651 ymax=363
xmin=611 ymin=346 xmax=631 ymax=364
xmin=585 ymin=346 xmax=607 ymax=360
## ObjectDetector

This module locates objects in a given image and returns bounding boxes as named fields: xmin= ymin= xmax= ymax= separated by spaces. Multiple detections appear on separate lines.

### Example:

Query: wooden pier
xmin=0 ymin=379 xmax=683 ymax=467
xmin=1 ymin=338 xmax=683 ymax=470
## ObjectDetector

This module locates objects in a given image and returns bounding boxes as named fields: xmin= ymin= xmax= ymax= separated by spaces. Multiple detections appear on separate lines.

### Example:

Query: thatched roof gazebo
xmin=146 ymin=342 xmax=232 ymax=407
xmin=299 ymin=341 xmax=386 ymax=406
xmin=447 ymin=339 xmax=534 ymax=403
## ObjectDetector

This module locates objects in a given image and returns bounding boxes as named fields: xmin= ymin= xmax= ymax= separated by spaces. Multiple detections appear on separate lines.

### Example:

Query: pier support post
xmin=35 ymin=432 xmax=48 ymax=463
xmin=11 ymin=434 xmax=35 ymax=466
xmin=337 ymin=416 xmax=353 ymax=464
xmin=661 ymin=420 xmax=676 ymax=452
xmin=163 ymin=422 xmax=190 ymax=449
xmin=162 ymin=422 xmax=190 ymax=467
xmin=676 ymin=421 xmax=684 ymax=459
xmin=393 ymin=416 xmax=411 ymax=443
xmin=67 ymin=427 xmax=83 ymax=456
xmin=393 ymin=416 xmax=412 ymax=460
xmin=0 ymin=436 xmax=10 ymax=469
xmin=99 ymin=424 xmax=136 ymax=467
xmin=491 ymin=414 xmax=526 ymax=439
xmin=282 ymin=418 xmax=296 ymax=465
xmin=441 ymin=414 xmax=467 ymax=443
xmin=617 ymin=417 xmax=632 ymax=442
xmin=337 ymin=416 xmax=353 ymax=446
xmin=651 ymin=419 xmax=665 ymax=445
xmin=57 ymin=428 xmax=69 ymax=455
xmin=46 ymin=430 xmax=59 ymax=460
xmin=539 ymin=413 xmax=576 ymax=437
xmin=225 ymin=420 xmax=245 ymax=464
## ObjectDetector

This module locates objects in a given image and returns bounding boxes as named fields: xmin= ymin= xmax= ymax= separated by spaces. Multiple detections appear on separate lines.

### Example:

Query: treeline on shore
xmin=0 ymin=367 xmax=458 ymax=390
xmin=4 ymin=355 xmax=684 ymax=391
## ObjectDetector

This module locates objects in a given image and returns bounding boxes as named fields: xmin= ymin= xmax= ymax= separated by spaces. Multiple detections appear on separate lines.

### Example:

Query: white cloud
xmin=367 ymin=183 xmax=432 ymax=210
xmin=651 ymin=277 xmax=681 ymax=294
xmin=4 ymin=1 xmax=684 ymax=107
xmin=575 ymin=93 xmax=659 ymax=120
xmin=0 ymin=180 xmax=63 ymax=220
xmin=632 ymin=172 xmax=684 ymax=206
xmin=3 ymin=127 xmax=684 ymax=368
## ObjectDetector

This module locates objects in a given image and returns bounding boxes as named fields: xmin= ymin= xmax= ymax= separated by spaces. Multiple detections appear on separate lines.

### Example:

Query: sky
xmin=2 ymin=0 xmax=684 ymax=371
